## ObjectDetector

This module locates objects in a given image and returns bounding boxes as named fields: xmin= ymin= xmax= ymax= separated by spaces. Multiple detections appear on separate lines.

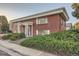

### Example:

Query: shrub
xmin=9 ymin=33 xmax=20 ymax=41
xmin=21 ymin=30 xmax=79 ymax=55
xmin=2 ymin=34 xmax=12 ymax=40
xmin=19 ymin=33 xmax=26 ymax=39
xmin=2 ymin=35 xmax=8 ymax=40
xmin=2 ymin=33 xmax=26 ymax=41
xmin=7 ymin=30 xmax=13 ymax=33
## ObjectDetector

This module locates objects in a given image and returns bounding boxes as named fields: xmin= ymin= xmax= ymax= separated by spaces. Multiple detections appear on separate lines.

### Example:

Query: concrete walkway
xmin=0 ymin=45 xmax=22 ymax=56
xmin=0 ymin=40 xmax=56 ymax=56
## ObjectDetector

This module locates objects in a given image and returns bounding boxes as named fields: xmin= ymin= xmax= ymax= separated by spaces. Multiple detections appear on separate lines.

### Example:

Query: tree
xmin=74 ymin=22 xmax=79 ymax=30
xmin=0 ymin=16 xmax=9 ymax=33
xmin=72 ymin=3 xmax=79 ymax=19
xmin=72 ymin=3 xmax=79 ymax=9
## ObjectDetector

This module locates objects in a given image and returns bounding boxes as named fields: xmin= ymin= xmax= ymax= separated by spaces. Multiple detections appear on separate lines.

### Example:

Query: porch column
xmin=17 ymin=23 xmax=20 ymax=33
xmin=25 ymin=24 xmax=28 ymax=37
xmin=31 ymin=25 xmax=33 ymax=37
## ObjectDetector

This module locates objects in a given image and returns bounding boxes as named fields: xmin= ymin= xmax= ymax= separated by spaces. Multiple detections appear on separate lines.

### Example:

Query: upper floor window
xmin=36 ymin=17 xmax=48 ymax=24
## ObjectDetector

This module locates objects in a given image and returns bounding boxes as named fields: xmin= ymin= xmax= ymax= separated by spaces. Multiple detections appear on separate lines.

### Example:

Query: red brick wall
xmin=11 ymin=14 xmax=66 ymax=36
xmin=27 ymin=14 xmax=66 ymax=36
xmin=59 ymin=15 xmax=66 ymax=32
xmin=47 ymin=14 xmax=60 ymax=32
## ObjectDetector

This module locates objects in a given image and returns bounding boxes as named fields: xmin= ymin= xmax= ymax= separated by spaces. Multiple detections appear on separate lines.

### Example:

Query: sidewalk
xmin=0 ymin=40 xmax=56 ymax=56
xmin=0 ymin=45 xmax=22 ymax=56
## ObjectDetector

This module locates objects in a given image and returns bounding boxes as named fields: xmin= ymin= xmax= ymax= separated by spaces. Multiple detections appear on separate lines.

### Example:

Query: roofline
xmin=10 ymin=7 xmax=69 ymax=23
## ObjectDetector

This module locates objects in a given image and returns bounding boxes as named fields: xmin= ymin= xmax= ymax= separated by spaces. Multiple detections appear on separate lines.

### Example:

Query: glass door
xmin=28 ymin=25 xmax=32 ymax=36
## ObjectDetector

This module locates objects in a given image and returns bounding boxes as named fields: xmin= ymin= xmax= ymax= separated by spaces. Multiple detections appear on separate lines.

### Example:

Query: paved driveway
xmin=0 ymin=43 xmax=22 ymax=56
xmin=0 ymin=50 xmax=10 ymax=56
xmin=0 ymin=40 xmax=56 ymax=56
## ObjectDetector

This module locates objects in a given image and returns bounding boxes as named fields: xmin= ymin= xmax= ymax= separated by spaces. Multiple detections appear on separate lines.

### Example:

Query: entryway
xmin=20 ymin=24 xmax=33 ymax=37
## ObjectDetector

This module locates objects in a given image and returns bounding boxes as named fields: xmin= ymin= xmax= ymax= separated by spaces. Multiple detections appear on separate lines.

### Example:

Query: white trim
xmin=36 ymin=18 xmax=38 ymax=24
xmin=36 ymin=17 xmax=48 ymax=24
xmin=25 ymin=24 xmax=29 ymax=37
xmin=17 ymin=23 xmax=20 ymax=33
xmin=47 ymin=30 xmax=50 ymax=34
xmin=36 ymin=30 xmax=50 ymax=35
xmin=36 ymin=30 xmax=38 ymax=35
xmin=31 ymin=24 xmax=33 ymax=37
xmin=11 ymin=8 xmax=69 ymax=22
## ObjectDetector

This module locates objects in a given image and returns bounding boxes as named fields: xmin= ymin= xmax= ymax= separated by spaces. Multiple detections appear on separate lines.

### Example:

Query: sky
xmin=0 ymin=3 xmax=78 ymax=24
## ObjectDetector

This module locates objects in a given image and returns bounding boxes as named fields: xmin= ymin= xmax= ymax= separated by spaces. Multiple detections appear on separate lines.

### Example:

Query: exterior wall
xmin=47 ymin=14 xmax=60 ymax=32
xmin=59 ymin=15 xmax=66 ymax=32
xmin=33 ymin=14 xmax=66 ymax=36
xmin=10 ymin=22 xmax=23 ymax=33
xmin=27 ymin=14 xmax=66 ymax=36
xmin=10 ymin=14 xmax=66 ymax=36
xmin=10 ymin=22 xmax=18 ymax=33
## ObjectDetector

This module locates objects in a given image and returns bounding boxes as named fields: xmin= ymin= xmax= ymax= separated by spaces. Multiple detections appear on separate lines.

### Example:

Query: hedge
xmin=2 ymin=33 xmax=25 ymax=41
xmin=21 ymin=30 xmax=79 ymax=55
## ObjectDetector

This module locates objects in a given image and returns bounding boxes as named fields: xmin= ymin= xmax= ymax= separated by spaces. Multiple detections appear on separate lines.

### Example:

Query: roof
xmin=10 ymin=7 xmax=69 ymax=23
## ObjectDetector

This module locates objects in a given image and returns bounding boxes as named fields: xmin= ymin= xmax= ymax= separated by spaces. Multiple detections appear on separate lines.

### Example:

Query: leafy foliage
xmin=74 ymin=22 xmax=79 ymax=31
xmin=21 ymin=30 xmax=79 ymax=55
xmin=0 ymin=16 xmax=9 ymax=33
xmin=72 ymin=3 xmax=79 ymax=19
xmin=2 ymin=33 xmax=25 ymax=41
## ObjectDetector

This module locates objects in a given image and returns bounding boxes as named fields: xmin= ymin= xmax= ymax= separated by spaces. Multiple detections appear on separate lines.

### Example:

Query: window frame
xmin=36 ymin=17 xmax=48 ymax=24
xmin=36 ymin=30 xmax=50 ymax=35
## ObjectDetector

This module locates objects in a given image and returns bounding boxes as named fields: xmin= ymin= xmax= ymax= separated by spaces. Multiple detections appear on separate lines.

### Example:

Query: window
xmin=36 ymin=17 xmax=48 ymax=24
xmin=36 ymin=30 xmax=50 ymax=35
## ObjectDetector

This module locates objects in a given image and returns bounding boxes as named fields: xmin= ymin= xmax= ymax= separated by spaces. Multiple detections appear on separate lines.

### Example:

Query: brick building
xmin=10 ymin=7 xmax=69 ymax=37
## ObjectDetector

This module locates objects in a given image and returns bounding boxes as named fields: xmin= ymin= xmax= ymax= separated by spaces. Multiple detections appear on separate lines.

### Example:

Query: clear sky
xmin=0 ymin=3 xmax=78 ymax=24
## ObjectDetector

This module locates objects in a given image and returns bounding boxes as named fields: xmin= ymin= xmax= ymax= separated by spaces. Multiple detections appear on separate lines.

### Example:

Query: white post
xmin=17 ymin=23 xmax=20 ymax=33
xmin=24 ymin=22 xmax=33 ymax=37
xmin=31 ymin=25 xmax=33 ymax=37
xmin=25 ymin=24 xmax=28 ymax=37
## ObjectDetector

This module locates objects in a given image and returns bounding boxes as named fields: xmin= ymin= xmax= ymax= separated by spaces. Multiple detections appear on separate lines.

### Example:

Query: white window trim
xmin=36 ymin=30 xmax=38 ymax=35
xmin=36 ymin=17 xmax=48 ymax=24
xmin=36 ymin=30 xmax=50 ymax=35
xmin=47 ymin=30 xmax=50 ymax=34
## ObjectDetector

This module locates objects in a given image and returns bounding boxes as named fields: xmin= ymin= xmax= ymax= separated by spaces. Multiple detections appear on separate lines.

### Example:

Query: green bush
xmin=2 ymin=35 xmax=9 ymax=40
xmin=2 ymin=33 xmax=26 ymax=41
xmin=2 ymin=34 xmax=12 ymax=40
xmin=21 ymin=30 xmax=79 ymax=55
xmin=19 ymin=33 xmax=26 ymax=39
xmin=48 ymin=30 xmax=79 ymax=41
